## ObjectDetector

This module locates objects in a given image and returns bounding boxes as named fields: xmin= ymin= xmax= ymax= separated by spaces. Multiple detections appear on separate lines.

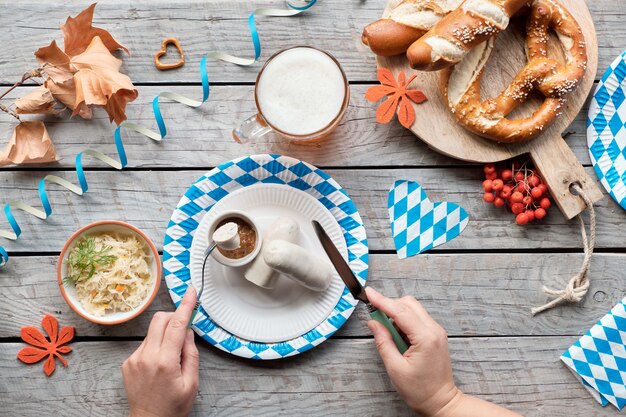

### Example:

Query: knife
xmin=312 ymin=221 xmax=409 ymax=354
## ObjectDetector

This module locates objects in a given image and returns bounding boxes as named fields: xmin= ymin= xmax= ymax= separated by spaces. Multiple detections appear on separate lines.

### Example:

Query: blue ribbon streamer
xmin=0 ymin=1 xmax=316 ymax=268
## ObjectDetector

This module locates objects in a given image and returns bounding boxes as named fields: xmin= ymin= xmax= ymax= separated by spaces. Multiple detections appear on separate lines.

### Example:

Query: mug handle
xmin=232 ymin=114 xmax=272 ymax=143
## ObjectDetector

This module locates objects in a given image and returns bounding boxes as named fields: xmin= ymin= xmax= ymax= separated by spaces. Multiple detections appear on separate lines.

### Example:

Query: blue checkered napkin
xmin=388 ymin=180 xmax=469 ymax=259
xmin=588 ymin=51 xmax=626 ymax=211
xmin=163 ymin=154 xmax=369 ymax=360
xmin=561 ymin=298 xmax=626 ymax=410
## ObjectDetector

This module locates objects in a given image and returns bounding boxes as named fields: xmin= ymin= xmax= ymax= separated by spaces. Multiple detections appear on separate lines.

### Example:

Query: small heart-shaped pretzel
xmin=154 ymin=37 xmax=185 ymax=71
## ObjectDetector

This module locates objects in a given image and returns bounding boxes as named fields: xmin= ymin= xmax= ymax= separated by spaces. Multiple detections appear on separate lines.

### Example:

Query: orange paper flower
xmin=366 ymin=68 xmax=427 ymax=129
xmin=17 ymin=314 xmax=75 ymax=377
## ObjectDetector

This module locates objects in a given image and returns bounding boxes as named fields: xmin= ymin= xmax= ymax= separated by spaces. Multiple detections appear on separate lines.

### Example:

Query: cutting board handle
xmin=528 ymin=132 xmax=603 ymax=220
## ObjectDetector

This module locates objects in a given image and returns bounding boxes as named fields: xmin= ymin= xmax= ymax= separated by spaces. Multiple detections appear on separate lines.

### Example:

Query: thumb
xmin=181 ymin=329 xmax=199 ymax=387
xmin=368 ymin=319 xmax=404 ymax=367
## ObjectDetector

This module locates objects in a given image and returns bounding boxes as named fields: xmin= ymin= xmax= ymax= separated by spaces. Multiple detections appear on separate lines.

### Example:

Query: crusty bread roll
xmin=407 ymin=0 xmax=529 ymax=70
xmin=362 ymin=0 xmax=463 ymax=57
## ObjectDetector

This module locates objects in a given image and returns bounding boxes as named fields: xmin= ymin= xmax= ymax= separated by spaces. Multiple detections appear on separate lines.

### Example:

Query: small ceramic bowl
xmin=207 ymin=210 xmax=263 ymax=268
xmin=57 ymin=220 xmax=161 ymax=325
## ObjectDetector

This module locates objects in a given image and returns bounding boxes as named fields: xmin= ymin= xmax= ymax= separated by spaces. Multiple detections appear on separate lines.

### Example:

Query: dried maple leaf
xmin=71 ymin=36 xmax=138 ymax=124
xmin=61 ymin=3 xmax=129 ymax=56
xmin=366 ymin=68 xmax=427 ymax=129
xmin=0 ymin=121 xmax=58 ymax=166
xmin=17 ymin=314 xmax=74 ymax=377
xmin=15 ymin=86 xmax=59 ymax=115
xmin=34 ymin=40 xmax=73 ymax=84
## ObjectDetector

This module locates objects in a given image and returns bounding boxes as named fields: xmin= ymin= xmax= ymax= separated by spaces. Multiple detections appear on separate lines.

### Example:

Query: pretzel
xmin=440 ymin=0 xmax=587 ymax=143
xmin=362 ymin=0 xmax=463 ymax=57
xmin=407 ymin=0 xmax=530 ymax=70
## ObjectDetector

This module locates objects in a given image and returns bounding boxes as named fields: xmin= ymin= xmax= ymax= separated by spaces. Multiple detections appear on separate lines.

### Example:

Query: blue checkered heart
xmin=562 ymin=297 xmax=626 ymax=410
xmin=388 ymin=180 xmax=469 ymax=259
xmin=588 ymin=51 xmax=626 ymax=211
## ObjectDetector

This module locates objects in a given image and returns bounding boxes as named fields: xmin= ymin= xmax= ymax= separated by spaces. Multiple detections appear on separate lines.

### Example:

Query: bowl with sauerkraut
xmin=57 ymin=221 xmax=161 ymax=325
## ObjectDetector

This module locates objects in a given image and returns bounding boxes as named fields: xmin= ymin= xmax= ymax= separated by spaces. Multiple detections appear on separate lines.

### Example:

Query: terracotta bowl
xmin=57 ymin=220 xmax=161 ymax=325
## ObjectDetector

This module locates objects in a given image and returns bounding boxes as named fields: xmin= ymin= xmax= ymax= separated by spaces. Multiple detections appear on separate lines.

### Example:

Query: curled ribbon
xmin=0 ymin=0 xmax=317 ymax=267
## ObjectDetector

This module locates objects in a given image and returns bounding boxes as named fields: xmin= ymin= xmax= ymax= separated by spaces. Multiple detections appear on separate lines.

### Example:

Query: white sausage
xmin=212 ymin=222 xmax=240 ymax=250
xmin=244 ymin=217 xmax=300 ymax=288
xmin=263 ymin=240 xmax=332 ymax=292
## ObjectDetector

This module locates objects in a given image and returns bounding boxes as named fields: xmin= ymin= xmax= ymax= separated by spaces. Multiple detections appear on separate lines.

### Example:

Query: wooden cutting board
xmin=377 ymin=0 xmax=602 ymax=219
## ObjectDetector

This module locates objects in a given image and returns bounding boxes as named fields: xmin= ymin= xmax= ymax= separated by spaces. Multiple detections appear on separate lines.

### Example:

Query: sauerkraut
xmin=64 ymin=233 xmax=153 ymax=317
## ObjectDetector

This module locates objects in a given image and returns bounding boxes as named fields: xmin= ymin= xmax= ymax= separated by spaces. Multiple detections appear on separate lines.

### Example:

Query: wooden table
xmin=0 ymin=1 xmax=625 ymax=415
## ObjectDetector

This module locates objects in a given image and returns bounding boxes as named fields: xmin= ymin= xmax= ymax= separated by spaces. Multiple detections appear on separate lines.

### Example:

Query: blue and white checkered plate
xmin=163 ymin=154 xmax=369 ymax=359
xmin=588 ymin=51 xmax=626 ymax=210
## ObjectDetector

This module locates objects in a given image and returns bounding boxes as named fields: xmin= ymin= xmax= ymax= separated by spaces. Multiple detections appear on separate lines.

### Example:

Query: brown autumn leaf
xmin=61 ymin=3 xmax=129 ymax=56
xmin=44 ymin=78 xmax=93 ymax=119
xmin=71 ymin=36 xmax=138 ymax=124
xmin=15 ymin=86 xmax=59 ymax=114
xmin=0 ymin=121 xmax=58 ymax=166
xmin=34 ymin=40 xmax=73 ymax=84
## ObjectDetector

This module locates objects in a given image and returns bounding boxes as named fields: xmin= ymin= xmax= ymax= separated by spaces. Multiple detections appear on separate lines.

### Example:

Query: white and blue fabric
xmin=588 ymin=51 xmax=626 ymax=211
xmin=561 ymin=297 xmax=626 ymax=410
xmin=388 ymin=180 xmax=469 ymax=259
xmin=163 ymin=154 xmax=368 ymax=360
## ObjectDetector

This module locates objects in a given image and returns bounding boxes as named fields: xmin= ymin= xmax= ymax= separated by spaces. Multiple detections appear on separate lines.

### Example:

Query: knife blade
xmin=312 ymin=220 xmax=409 ymax=354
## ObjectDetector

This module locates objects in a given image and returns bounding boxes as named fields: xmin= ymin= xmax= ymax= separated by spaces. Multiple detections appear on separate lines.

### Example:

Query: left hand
xmin=122 ymin=287 xmax=200 ymax=417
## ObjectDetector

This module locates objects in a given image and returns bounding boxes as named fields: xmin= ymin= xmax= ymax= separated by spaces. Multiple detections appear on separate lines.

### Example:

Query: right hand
xmin=365 ymin=287 xmax=460 ymax=416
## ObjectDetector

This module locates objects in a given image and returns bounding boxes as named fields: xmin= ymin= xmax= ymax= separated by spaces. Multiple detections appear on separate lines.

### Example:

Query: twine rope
xmin=531 ymin=183 xmax=596 ymax=315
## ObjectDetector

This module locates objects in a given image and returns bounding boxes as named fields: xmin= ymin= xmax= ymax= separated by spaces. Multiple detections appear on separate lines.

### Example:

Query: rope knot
xmin=532 ymin=184 xmax=596 ymax=316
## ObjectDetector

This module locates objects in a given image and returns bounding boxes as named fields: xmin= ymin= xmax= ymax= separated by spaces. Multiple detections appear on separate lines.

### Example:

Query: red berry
xmin=492 ymin=179 xmax=504 ymax=191
xmin=511 ymin=203 xmax=525 ymax=215
xmin=522 ymin=196 xmax=534 ymax=207
xmin=484 ymin=164 xmax=496 ymax=174
xmin=510 ymin=191 xmax=524 ymax=204
xmin=483 ymin=192 xmax=495 ymax=203
xmin=530 ymin=187 xmax=543 ymax=199
xmin=500 ymin=185 xmax=513 ymax=199
xmin=516 ymin=182 xmax=527 ymax=194
xmin=515 ymin=171 xmax=525 ymax=182
xmin=501 ymin=169 xmax=513 ymax=182
xmin=534 ymin=207 xmax=547 ymax=219
xmin=516 ymin=213 xmax=529 ymax=225
xmin=486 ymin=171 xmax=498 ymax=180
xmin=528 ymin=175 xmax=540 ymax=188
xmin=524 ymin=210 xmax=535 ymax=222
xmin=483 ymin=179 xmax=493 ymax=192
xmin=539 ymin=197 xmax=551 ymax=210
xmin=538 ymin=184 xmax=548 ymax=195
xmin=494 ymin=197 xmax=505 ymax=208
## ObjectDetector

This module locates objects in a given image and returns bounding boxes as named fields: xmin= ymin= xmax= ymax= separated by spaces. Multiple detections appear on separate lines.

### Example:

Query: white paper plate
xmin=190 ymin=184 xmax=346 ymax=343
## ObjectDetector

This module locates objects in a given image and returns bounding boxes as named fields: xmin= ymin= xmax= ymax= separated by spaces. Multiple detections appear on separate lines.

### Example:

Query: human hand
xmin=122 ymin=287 xmax=200 ymax=417
xmin=366 ymin=287 xmax=459 ymax=416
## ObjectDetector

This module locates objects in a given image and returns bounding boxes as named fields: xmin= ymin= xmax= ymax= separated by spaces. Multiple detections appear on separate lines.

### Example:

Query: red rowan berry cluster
xmin=482 ymin=161 xmax=552 ymax=225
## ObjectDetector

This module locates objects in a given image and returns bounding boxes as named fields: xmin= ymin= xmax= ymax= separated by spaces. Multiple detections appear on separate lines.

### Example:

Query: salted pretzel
xmin=362 ymin=0 xmax=464 ymax=57
xmin=441 ymin=0 xmax=587 ymax=143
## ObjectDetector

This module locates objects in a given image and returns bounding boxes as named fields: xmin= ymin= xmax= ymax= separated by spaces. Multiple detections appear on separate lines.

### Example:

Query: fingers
xmin=181 ymin=329 xmax=200 ymax=389
xmin=144 ymin=311 xmax=175 ymax=352
xmin=368 ymin=319 xmax=405 ymax=367
xmin=162 ymin=287 xmax=197 ymax=358
xmin=366 ymin=287 xmax=423 ymax=342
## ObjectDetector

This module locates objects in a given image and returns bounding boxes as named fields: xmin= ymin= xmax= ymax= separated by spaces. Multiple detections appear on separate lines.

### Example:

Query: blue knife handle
xmin=369 ymin=309 xmax=409 ymax=354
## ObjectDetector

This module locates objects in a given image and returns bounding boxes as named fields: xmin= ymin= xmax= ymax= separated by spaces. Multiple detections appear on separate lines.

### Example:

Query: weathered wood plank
xmin=0 ymin=337 xmax=612 ymax=416
xmin=0 ymin=84 xmax=595 ymax=169
xmin=0 ymin=253 xmax=621 ymax=339
xmin=0 ymin=168 xmax=622 ymax=253
xmin=0 ymin=0 xmax=622 ymax=84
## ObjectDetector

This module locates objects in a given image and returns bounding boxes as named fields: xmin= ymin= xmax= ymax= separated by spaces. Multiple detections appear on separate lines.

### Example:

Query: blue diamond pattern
xmin=163 ymin=154 xmax=368 ymax=360
xmin=562 ymin=297 xmax=626 ymax=410
xmin=588 ymin=51 xmax=626 ymax=211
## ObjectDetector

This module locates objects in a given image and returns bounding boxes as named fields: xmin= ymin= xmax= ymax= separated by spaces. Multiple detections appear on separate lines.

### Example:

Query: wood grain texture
xmin=0 ymin=168 xmax=623 ymax=254
xmin=0 ymin=337 xmax=616 ymax=417
xmin=0 ymin=0 xmax=623 ymax=84
xmin=0 ymin=83 xmax=598 ymax=169
xmin=0 ymin=253 xmax=623 ymax=339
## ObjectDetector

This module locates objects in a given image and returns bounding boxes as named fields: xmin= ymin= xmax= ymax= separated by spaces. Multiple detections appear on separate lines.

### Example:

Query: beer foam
xmin=257 ymin=47 xmax=346 ymax=136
